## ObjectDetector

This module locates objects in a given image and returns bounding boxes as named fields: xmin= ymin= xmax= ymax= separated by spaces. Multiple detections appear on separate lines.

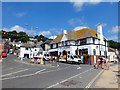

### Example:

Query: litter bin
xmin=88 ymin=60 xmax=91 ymax=65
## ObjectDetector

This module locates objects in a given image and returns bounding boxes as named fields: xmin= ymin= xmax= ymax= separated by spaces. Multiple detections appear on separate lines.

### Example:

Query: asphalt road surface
xmin=1 ymin=54 xmax=104 ymax=89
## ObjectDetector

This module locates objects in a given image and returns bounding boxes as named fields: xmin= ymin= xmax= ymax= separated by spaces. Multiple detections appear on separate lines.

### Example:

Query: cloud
xmin=108 ymin=36 xmax=118 ymax=40
xmin=108 ymin=26 xmax=120 ymax=33
xmin=49 ymin=36 xmax=54 ymax=39
xmin=3 ymin=25 xmax=26 ymax=32
xmin=39 ymin=31 xmax=51 ymax=36
xmin=2 ymin=25 xmax=36 ymax=35
xmin=15 ymin=12 xmax=26 ymax=17
xmin=70 ymin=0 xmax=103 ymax=12
xmin=68 ymin=17 xmax=87 ymax=26
xmin=73 ymin=26 xmax=88 ymax=31
xmin=49 ymin=28 xmax=63 ymax=35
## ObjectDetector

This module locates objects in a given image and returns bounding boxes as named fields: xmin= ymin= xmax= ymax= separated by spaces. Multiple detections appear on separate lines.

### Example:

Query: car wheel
xmin=78 ymin=60 xmax=81 ymax=64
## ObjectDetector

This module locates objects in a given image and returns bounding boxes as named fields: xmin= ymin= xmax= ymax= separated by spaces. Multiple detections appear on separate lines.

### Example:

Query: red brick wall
xmin=0 ymin=43 xmax=4 ymax=55
xmin=84 ymin=55 xmax=100 ymax=65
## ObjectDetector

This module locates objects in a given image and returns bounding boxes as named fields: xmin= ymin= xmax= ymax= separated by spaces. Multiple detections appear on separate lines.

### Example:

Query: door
xmin=81 ymin=56 xmax=83 ymax=63
xmin=94 ymin=55 xmax=96 ymax=64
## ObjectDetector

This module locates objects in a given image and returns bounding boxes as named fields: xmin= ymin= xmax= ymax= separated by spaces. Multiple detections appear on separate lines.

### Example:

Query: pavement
xmin=93 ymin=64 xmax=119 ymax=88
xmin=1 ymin=54 xmax=119 ymax=89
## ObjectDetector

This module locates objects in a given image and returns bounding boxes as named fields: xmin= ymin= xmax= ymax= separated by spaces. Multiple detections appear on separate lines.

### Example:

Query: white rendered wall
xmin=87 ymin=38 xmax=93 ymax=44
xmin=61 ymin=34 xmax=67 ymax=42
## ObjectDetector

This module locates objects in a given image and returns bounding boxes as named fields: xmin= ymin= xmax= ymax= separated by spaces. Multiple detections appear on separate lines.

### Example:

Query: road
xmin=1 ymin=54 xmax=103 ymax=89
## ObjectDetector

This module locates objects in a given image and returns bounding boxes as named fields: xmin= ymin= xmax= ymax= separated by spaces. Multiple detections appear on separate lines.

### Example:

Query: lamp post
xmin=25 ymin=24 xmax=38 ymax=59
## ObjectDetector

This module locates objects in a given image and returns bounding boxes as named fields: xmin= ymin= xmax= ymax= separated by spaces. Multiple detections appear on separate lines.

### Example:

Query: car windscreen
xmin=46 ymin=55 xmax=49 ymax=57
xmin=74 ymin=56 xmax=78 ymax=58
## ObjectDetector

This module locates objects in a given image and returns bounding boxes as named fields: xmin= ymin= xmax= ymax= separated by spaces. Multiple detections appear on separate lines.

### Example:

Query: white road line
xmin=35 ymin=69 xmax=46 ymax=74
xmin=46 ymin=68 xmax=93 ymax=89
xmin=1 ymin=69 xmax=29 ymax=77
xmin=1 ymin=65 xmax=75 ymax=81
xmin=1 ymin=73 xmax=35 ymax=80
xmin=85 ymin=70 xmax=104 ymax=88
xmin=77 ymin=67 xmax=82 ymax=69
xmin=40 ymin=65 xmax=72 ymax=74
xmin=1 ymin=69 xmax=46 ymax=81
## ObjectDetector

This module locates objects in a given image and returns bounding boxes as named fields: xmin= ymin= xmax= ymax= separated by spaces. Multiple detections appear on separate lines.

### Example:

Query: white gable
xmin=61 ymin=34 xmax=67 ymax=42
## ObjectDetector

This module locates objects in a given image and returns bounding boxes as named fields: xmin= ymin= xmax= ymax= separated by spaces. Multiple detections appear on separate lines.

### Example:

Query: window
xmin=93 ymin=49 xmax=96 ymax=55
xmin=74 ymin=56 xmax=78 ymax=58
xmin=62 ymin=41 xmax=64 ymax=46
xmin=68 ymin=51 xmax=70 ymax=54
xmin=93 ymin=38 xmax=95 ymax=44
xmin=80 ymin=39 xmax=86 ymax=45
xmin=65 ymin=41 xmax=67 ymax=46
xmin=56 ymin=43 xmax=58 ymax=48
xmin=50 ymin=44 xmax=53 ymax=49
xmin=71 ymin=56 xmax=74 ymax=59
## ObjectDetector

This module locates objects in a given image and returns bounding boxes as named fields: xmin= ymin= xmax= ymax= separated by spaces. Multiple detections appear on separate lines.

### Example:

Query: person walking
xmin=106 ymin=57 xmax=110 ymax=70
xmin=97 ymin=58 xmax=100 ymax=69
xmin=93 ymin=59 xmax=97 ymax=69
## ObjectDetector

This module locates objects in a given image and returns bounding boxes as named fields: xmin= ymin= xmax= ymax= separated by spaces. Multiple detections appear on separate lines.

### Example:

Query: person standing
xmin=106 ymin=57 xmax=109 ymax=70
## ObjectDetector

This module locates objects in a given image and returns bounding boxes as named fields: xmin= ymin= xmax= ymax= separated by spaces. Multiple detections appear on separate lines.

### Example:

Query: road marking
xmin=77 ymin=67 xmax=82 ymax=69
xmin=46 ymin=68 xmax=93 ymax=89
xmin=35 ymin=69 xmax=46 ymax=74
xmin=1 ymin=65 xmax=75 ymax=81
xmin=1 ymin=73 xmax=35 ymax=80
xmin=1 ymin=69 xmax=29 ymax=77
xmin=85 ymin=70 xmax=104 ymax=89
xmin=1 ymin=69 xmax=46 ymax=80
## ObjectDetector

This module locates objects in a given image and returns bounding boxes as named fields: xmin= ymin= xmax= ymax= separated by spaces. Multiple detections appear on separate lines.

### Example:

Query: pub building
xmin=48 ymin=23 xmax=108 ymax=65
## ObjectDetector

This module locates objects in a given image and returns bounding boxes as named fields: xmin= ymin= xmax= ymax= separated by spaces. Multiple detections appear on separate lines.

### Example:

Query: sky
xmin=2 ymin=1 xmax=118 ymax=41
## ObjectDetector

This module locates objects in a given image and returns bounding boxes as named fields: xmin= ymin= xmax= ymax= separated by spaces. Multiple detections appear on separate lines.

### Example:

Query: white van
xmin=59 ymin=55 xmax=81 ymax=64
xmin=67 ymin=55 xmax=81 ymax=64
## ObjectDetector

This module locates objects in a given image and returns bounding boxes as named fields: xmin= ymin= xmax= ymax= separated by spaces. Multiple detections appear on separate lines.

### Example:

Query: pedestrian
xmin=93 ymin=59 xmax=97 ymax=69
xmin=100 ymin=57 xmax=103 ymax=69
xmin=49 ymin=55 xmax=51 ymax=63
xmin=97 ymin=58 xmax=100 ymax=69
xmin=106 ymin=57 xmax=109 ymax=70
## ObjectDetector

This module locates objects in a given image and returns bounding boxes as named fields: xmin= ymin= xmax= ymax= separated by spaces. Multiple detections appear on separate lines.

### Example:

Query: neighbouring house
xmin=49 ymin=23 xmax=108 ymax=65
xmin=41 ymin=40 xmax=51 ymax=51
xmin=107 ymin=48 xmax=116 ymax=62
xmin=12 ymin=41 xmax=23 ymax=48
xmin=0 ymin=38 xmax=5 ymax=55
xmin=20 ymin=43 xmax=44 ymax=59
xmin=0 ymin=38 xmax=10 ymax=55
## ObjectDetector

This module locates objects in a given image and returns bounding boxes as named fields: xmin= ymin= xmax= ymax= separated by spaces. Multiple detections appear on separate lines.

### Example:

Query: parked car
xmin=9 ymin=49 xmax=13 ymax=54
xmin=2 ymin=51 xmax=7 ymax=57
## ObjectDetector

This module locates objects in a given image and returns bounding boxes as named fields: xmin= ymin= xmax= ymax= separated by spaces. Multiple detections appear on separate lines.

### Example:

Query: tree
xmin=108 ymin=40 xmax=120 ymax=51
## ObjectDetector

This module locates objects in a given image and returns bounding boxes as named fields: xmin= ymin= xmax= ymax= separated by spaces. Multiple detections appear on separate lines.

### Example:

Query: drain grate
xmin=60 ymin=80 xmax=81 ymax=86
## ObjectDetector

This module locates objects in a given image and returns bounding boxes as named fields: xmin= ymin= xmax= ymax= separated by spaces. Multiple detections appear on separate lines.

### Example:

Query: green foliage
xmin=34 ymin=34 xmax=52 ymax=42
xmin=108 ymin=40 xmax=120 ymax=51
xmin=1 ymin=30 xmax=29 ymax=43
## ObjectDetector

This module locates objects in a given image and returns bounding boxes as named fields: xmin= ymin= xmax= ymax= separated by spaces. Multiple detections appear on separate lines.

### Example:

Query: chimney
xmin=54 ymin=34 xmax=57 ymax=39
xmin=97 ymin=23 xmax=103 ymax=42
xmin=63 ymin=30 xmax=67 ymax=34
xmin=97 ymin=23 xmax=103 ymax=35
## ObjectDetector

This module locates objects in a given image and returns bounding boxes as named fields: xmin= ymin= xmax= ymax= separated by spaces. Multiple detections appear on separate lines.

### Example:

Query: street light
xmin=25 ymin=24 xmax=39 ymax=59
